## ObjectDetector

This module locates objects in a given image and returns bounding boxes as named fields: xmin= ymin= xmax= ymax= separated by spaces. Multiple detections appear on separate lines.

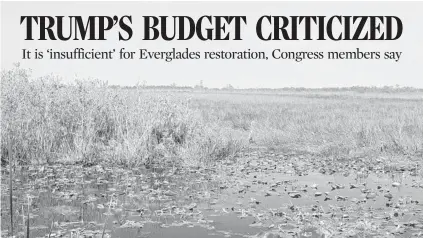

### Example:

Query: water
xmin=2 ymin=151 xmax=423 ymax=237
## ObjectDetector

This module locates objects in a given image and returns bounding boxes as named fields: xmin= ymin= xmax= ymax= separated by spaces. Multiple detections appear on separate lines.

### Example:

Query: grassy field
xmin=2 ymin=67 xmax=422 ymax=167
xmin=190 ymin=91 xmax=423 ymax=157
xmin=2 ymin=67 xmax=423 ymax=237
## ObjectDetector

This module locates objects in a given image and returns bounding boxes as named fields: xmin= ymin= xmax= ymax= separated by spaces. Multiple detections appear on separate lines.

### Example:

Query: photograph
xmin=1 ymin=1 xmax=423 ymax=238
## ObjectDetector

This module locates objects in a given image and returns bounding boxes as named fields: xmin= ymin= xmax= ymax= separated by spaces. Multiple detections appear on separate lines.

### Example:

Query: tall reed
xmin=8 ymin=137 xmax=13 ymax=236
xmin=1 ymin=66 xmax=242 ymax=166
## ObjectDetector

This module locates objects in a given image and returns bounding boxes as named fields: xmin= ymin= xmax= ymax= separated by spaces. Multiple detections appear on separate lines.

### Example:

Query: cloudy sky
xmin=1 ymin=1 xmax=422 ymax=88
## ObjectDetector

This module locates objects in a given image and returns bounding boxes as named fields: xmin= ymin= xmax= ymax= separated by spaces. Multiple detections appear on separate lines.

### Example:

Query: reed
xmin=26 ymin=195 xmax=30 ymax=238
xmin=1 ymin=66 xmax=242 ymax=167
xmin=8 ymin=136 xmax=13 ymax=236
xmin=101 ymin=194 xmax=115 ymax=238
xmin=47 ymin=218 xmax=54 ymax=238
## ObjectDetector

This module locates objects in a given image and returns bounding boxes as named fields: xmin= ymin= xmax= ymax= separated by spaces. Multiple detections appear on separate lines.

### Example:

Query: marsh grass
xmin=1 ymin=66 xmax=242 ymax=167
xmin=2 ymin=66 xmax=422 ymax=169
xmin=191 ymin=92 xmax=423 ymax=158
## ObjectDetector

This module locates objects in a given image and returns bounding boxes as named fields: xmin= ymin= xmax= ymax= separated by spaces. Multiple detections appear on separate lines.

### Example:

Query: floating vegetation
xmin=1 ymin=150 xmax=422 ymax=238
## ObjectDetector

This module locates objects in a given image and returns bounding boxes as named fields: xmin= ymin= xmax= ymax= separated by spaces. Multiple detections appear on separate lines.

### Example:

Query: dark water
xmin=2 ymin=152 xmax=423 ymax=238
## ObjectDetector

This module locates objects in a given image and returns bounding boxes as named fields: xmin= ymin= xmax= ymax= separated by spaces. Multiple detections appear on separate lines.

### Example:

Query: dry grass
xmin=2 ymin=66 xmax=422 ymax=167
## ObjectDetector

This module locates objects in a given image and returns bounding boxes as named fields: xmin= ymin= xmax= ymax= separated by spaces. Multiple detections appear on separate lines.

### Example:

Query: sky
xmin=1 ymin=1 xmax=423 ymax=88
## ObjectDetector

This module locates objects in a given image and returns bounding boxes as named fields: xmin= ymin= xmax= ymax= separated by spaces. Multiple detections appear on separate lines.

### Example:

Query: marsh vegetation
xmin=1 ymin=67 xmax=423 ymax=237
